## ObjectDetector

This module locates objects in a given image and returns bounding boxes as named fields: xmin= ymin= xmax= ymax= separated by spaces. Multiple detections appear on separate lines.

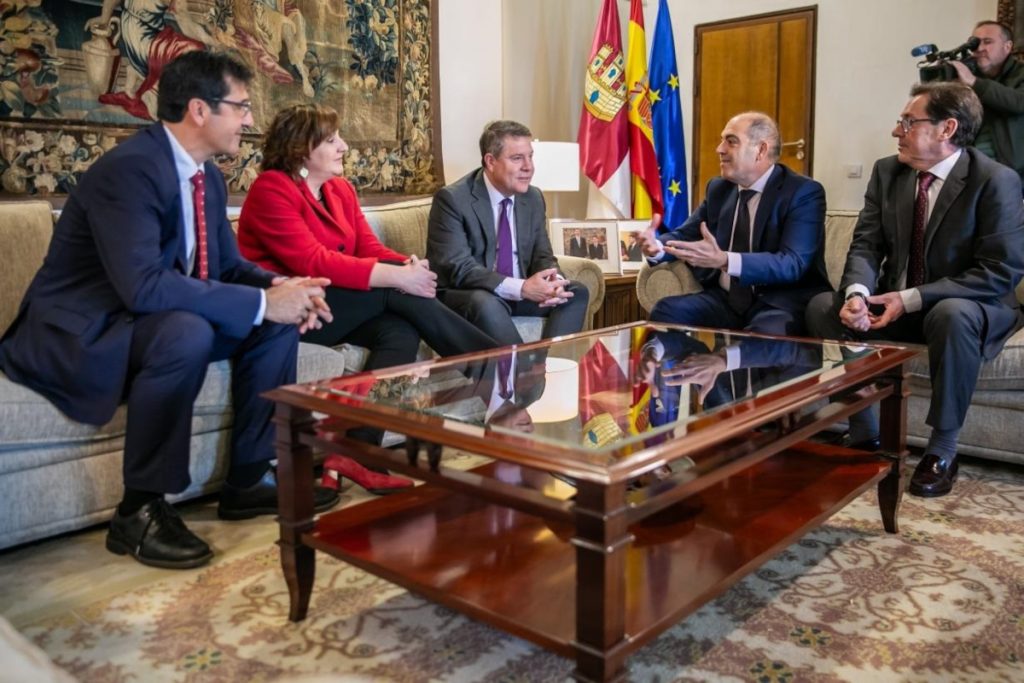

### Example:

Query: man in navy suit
xmin=0 ymin=52 xmax=336 ymax=569
xmin=637 ymin=112 xmax=829 ymax=336
xmin=807 ymin=82 xmax=1024 ymax=497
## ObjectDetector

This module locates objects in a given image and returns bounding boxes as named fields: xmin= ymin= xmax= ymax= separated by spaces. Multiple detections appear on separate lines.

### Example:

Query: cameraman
xmin=951 ymin=21 xmax=1024 ymax=190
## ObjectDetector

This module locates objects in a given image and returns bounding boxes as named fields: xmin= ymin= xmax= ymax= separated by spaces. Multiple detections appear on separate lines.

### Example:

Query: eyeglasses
xmin=211 ymin=98 xmax=253 ymax=115
xmin=896 ymin=117 xmax=937 ymax=134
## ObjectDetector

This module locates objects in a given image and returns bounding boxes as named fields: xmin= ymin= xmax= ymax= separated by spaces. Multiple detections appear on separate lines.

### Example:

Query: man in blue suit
xmin=637 ymin=112 xmax=829 ymax=336
xmin=0 ymin=52 xmax=336 ymax=569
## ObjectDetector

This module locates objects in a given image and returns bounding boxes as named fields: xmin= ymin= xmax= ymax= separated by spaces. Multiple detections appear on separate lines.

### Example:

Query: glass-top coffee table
xmin=265 ymin=323 xmax=919 ymax=682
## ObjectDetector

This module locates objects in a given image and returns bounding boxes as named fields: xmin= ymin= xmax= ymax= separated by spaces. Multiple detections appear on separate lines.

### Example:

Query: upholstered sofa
xmin=636 ymin=209 xmax=1024 ymax=466
xmin=0 ymin=197 xmax=604 ymax=550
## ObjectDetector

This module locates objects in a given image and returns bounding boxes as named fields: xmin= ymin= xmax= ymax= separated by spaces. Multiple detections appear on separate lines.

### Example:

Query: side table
xmin=593 ymin=272 xmax=645 ymax=329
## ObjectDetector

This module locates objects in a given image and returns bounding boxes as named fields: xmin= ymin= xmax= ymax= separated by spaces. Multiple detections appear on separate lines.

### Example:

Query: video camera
xmin=913 ymin=37 xmax=981 ymax=82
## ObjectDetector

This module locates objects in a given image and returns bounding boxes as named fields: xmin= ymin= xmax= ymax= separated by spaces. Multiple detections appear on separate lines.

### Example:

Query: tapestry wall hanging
xmin=0 ymin=0 xmax=442 ymax=197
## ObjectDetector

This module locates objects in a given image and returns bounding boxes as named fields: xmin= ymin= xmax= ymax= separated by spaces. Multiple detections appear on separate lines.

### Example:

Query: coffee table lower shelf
xmin=304 ymin=443 xmax=892 ymax=671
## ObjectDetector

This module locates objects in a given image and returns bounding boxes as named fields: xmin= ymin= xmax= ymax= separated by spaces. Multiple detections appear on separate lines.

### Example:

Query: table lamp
xmin=531 ymin=141 xmax=580 ymax=219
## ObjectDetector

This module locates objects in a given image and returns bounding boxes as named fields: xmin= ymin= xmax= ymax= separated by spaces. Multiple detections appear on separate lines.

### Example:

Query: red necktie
xmin=190 ymin=171 xmax=209 ymax=279
xmin=907 ymin=172 xmax=936 ymax=288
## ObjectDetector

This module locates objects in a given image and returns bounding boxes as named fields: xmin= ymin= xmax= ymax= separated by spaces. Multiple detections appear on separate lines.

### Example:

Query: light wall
xmin=441 ymin=0 xmax=998 ymax=213
xmin=437 ymin=0 xmax=504 ymax=184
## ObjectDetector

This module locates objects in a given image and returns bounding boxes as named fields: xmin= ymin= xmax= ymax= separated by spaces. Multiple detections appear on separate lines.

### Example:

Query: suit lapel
xmin=717 ymin=188 xmax=740 ymax=250
xmin=145 ymin=124 xmax=190 ymax=274
xmin=514 ymin=193 xmax=532 ymax=273
xmin=893 ymin=166 xmax=917 ymax=279
xmin=471 ymin=172 xmax=496 ymax=268
xmin=301 ymin=179 xmax=343 ymax=232
xmin=924 ymin=151 xmax=968 ymax=254
xmin=751 ymin=165 xmax=783 ymax=248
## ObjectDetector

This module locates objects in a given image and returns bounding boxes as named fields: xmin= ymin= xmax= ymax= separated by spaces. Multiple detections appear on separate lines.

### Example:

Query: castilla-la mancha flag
xmin=578 ymin=0 xmax=630 ymax=219
xmin=625 ymin=0 xmax=663 ymax=219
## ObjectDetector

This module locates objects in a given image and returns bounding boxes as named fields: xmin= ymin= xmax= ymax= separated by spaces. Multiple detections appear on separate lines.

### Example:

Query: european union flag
xmin=650 ymin=0 xmax=688 ymax=231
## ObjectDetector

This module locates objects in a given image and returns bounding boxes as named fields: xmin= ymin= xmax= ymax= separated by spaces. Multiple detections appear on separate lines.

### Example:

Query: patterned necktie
xmin=908 ymin=172 xmax=936 ymax=288
xmin=727 ymin=189 xmax=758 ymax=314
xmin=496 ymin=197 xmax=514 ymax=276
xmin=190 ymin=171 xmax=209 ymax=279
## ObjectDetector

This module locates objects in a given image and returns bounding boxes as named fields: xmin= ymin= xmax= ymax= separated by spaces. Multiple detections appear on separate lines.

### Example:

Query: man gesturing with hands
xmin=636 ymin=111 xmax=829 ymax=336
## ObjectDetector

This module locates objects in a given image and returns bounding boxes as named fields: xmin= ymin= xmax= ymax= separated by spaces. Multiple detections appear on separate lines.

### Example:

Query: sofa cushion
xmin=0 ymin=342 xmax=348 ymax=473
xmin=0 ymin=201 xmax=54 ymax=334
xmin=905 ymin=326 xmax=1024 ymax=392
xmin=361 ymin=197 xmax=432 ymax=256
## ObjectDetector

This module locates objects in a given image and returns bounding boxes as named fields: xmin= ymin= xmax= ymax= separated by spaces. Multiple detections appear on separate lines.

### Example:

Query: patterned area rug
xmin=23 ymin=459 xmax=1024 ymax=682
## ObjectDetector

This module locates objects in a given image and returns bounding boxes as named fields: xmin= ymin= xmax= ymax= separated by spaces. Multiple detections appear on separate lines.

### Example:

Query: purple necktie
xmin=908 ymin=172 xmax=936 ymax=288
xmin=496 ymin=197 xmax=514 ymax=276
xmin=497 ymin=354 xmax=513 ymax=400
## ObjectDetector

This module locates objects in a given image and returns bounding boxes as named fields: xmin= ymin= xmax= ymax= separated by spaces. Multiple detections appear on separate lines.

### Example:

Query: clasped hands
xmin=265 ymin=276 xmax=333 ymax=334
xmin=840 ymin=291 xmax=905 ymax=332
xmin=398 ymin=255 xmax=437 ymax=298
xmin=522 ymin=267 xmax=573 ymax=307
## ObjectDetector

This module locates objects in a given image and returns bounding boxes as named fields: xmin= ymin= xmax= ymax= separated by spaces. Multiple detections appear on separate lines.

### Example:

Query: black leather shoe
xmin=106 ymin=499 xmax=213 ymax=569
xmin=820 ymin=431 xmax=881 ymax=452
xmin=909 ymin=454 xmax=959 ymax=498
xmin=218 ymin=468 xmax=340 ymax=520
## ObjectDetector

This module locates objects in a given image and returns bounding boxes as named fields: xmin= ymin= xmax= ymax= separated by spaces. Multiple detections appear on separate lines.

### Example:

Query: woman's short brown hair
xmin=260 ymin=104 xmax=341 ymax=176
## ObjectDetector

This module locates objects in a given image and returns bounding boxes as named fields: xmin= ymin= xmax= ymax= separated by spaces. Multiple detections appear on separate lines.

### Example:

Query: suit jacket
xmin=568 ymin=236 xmax=588 ymax=257
xmin=238 ymin=170 xmax=406 ymax=290
xmin=0 ymin=124 xmax=275 ymax=425
xmin=427 ymin=168 xmax=558 ymax=290
xmin=842 ymin=148 xmax=1024 ymax=358
xmin=659 ymin=163 xmax=829 ymax=313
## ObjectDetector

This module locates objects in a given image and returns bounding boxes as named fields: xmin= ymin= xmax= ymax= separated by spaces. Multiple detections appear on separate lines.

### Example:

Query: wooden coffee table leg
xmin=273 ymin=403 xmax=317 ymax=621
xmin=877 ymin=362 xmax=910 ymax=534
xmin=571 ymin=480 xmax=631 ymax=682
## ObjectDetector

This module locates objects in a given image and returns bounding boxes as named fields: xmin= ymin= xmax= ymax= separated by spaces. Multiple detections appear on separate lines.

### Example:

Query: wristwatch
xmin=845 ymin=292 xmax=867 ymax=302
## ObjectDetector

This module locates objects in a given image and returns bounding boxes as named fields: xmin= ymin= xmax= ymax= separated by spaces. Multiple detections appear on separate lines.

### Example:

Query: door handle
xmin=781 ymin=138 xmax=806 ymax=160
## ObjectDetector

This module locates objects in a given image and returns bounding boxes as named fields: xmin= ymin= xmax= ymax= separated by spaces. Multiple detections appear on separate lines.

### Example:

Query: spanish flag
xmin=625 ymin=0 xmax=663 ymax=219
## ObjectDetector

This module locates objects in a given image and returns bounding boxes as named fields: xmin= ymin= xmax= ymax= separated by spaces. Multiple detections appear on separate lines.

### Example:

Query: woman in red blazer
xmin=239 ymin=104 xmax=498 ymax=493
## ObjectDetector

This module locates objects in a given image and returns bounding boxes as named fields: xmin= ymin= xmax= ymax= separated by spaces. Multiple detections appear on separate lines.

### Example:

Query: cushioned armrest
xmin=635 ymin=260 xmax=702 ymax=313
xmin=556 ymin=255 xmax=605 ymax=330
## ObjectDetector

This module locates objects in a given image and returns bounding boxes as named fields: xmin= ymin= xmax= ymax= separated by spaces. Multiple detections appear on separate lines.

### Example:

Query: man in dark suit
xmin=568 ymin=229 xmax=588 ymax=257
xmin=0 ymin=52 xmax=337 ymax=569
xmin=806 ymin=81 xmax=1024 ymax=497
xmin=427 ymin=120 xmax=590 ymax=346
xmin=637 ymin=112 xmax=829 ymax=336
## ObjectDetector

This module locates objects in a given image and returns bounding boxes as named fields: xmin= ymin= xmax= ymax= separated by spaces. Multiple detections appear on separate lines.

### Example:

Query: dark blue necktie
xmin=728 ymin=189 xmax=757 ymax=314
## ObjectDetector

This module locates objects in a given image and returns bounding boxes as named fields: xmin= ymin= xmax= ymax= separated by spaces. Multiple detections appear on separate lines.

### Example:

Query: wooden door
xmin=692 ymin=8 xmax=816 ymax=205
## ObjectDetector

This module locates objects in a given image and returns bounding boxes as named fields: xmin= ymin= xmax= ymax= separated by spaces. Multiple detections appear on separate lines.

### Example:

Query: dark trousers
xmin=649 ymin=288 xmax=804 ymax=337
xmin=124 ymin=311 xmax=298 ymax=493
xmin=805 ymin=292 xmax=988 ymax=431
xmin=439 ymin=281 xmax=590 ymax=346
xmin=302 ymin=286 xmax=498 ymax=370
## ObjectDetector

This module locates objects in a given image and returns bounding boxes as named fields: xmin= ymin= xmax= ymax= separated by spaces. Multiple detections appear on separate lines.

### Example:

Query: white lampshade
xmin=531 ymin=141 xmax=580 ymax=192
xmin=527 ymin=357 xmax=580 ymax=423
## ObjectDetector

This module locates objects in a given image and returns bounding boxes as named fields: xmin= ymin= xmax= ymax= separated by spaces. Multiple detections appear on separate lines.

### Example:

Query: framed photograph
xmin=549 ymin=220 xmax=621 ymax=274
xmin=616 ymin=220 xmax=649 ymax=272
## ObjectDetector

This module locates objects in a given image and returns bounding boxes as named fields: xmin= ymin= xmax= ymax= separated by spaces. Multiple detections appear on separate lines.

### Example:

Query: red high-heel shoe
xmin=321 ymin=455 xmax=414 ymax=495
